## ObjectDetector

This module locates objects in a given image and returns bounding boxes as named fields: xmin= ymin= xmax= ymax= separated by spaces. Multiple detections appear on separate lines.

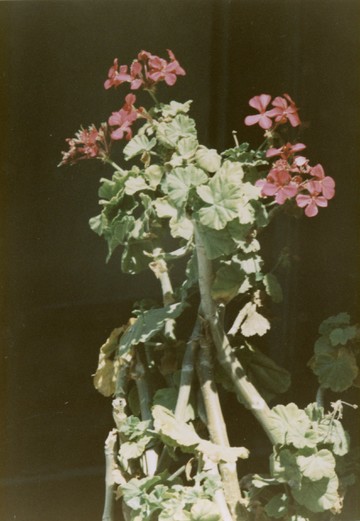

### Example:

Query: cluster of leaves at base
xmin=118 ymin=470 xmax=222 ymax=521
xmin=308 ymin=313 xmax=360 ymax=392
xmin=248 ymin=402 xmax=351 ymax=519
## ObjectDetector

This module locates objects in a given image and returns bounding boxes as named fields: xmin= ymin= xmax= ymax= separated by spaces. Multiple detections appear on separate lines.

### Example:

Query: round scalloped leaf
xmin=319 ymin=313 xmax=350 ymax=335
xmin=195 ymin=146 xmax=221 ymax=173
xmin=190 ymin=499 xmax=221 ymax=521
xmin=162 ymin=166 xmax=208 ymax=208
xmin=329 ymin=325 xmax=357 ymax=346
xmin=311 ymin=347 xmax=358 ymax=392
xmin=123 ymin=134 xmax=157 ymax=160
xmin=291 ymin=475 xmax=339 ymax=513
xmin=267 ymin=403 xmax=314 ymax=448
xmin=296 ymin=449 xmax=336 ymax=481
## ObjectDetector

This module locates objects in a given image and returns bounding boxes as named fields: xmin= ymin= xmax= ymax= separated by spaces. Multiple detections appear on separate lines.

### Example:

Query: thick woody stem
xmin=193 ymin=223 xmax=278 ymax=446
xmin=150 ymin=248 xmax=176 ymax=338
xmin=157 ymin=317 xmax=201 ymax=472
xmin=135 ymin=353 xmax=158 ymax=476
xmin=102 ymin=429 xmax=119 ymax=521
xmin=197 ymin=331 xmax=248 ymax=521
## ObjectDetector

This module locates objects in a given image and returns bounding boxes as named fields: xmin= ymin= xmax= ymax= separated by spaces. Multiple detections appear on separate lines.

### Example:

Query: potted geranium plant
xmin=60 ymin=49 xmax=359 ymax=521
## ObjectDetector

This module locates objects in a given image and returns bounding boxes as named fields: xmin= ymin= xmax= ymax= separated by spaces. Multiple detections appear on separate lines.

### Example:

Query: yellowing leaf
xmin=93 ymin=327 xmax=125 ymax=397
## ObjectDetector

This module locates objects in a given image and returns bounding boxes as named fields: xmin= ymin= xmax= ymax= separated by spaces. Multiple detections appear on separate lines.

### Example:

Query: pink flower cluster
xmin=108 ymin=93 xmax=140 ymax=141
xmin=245 ymin=94 xmax=300 ymax=130
xmin=104 ymin=49 xmax=185 ymax=91
xmin=256 ymin=143 xmax=335 ymax=217
xmin=59 ymin=124 xmax=110 ymax=166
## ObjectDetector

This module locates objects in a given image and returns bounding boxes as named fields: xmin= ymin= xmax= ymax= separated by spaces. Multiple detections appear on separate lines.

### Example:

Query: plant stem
xmin=193 ymin=222 xmax=278 ymax=446
xmin=135 ymin=352 xmax=158 ymax=476
xmin=151 ymin=248 xmax=176 ymax=338
xmin=196 ymin=330 xmax=248 ymax=521
xmin=102 ymin=429 xmax=118 ymax=521
xmin=157 ymin=317 xmax=201 ymax=472
xmin=316 ymin=386 xmax=325 ymax=408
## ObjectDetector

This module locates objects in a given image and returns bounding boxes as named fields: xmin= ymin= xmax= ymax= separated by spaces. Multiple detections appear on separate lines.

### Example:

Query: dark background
xmin=1 ymin=1 xmax=359 ymax=520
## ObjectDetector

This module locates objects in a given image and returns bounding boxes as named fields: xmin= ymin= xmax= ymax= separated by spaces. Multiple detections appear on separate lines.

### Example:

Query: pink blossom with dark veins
xmin=256 ymin=168 xmax=299 ymax=204
xmin=108 ymin=94 xmax=139 ymax=141
xmin=244 ymin=94 xmax=276 ymax=130
xmin=266 ymin=142 xmax=306 ymax=159
xmin=270 ymin=93 xmax=301 ymax=127
xmin=296 ymin=181 xmax=328 ymax=217
xmin=309 ymin=164 xmax=335 ymax=200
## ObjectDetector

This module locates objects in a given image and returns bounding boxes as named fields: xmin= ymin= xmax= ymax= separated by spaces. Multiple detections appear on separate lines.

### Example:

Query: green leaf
xmin=240 ymin=303 xmax=270 ymax=337
xmin=263 ymin=273 xmax=283 ymax=303
xmin=152 ymin=406 xmax=248 ymax=462
xmin=190 ymin=499 xmax=221 ymax=521
xmin=89 ymin=213 xmax=108 ymax=236
xmin=153 ymin=388 xmax=178 ymax=412
xmin=195 ymin=146 xmax=221 ymax=173
xmin=119 ymin=303 xmax=185 ymax=355
xmin=170 ymin=215 xmax=194 ymax=240
xmin=211 ymin=263 xmax=247 ymax=304
xmin=123 ymin=134 xmax=157 ymax=160
xmin=317 ymin=417 xmax=350 ymax=456
xmin=121 ymin=240 xmax=154 ymax=274
xmin=152 ymin=405 xmax=199 ymax=450
xmin=270 ymin=448 xmax=301 ymax=487
xmin=291 ymin=475 xmax=339 ymax=513
xmin=119 ymin=416 xmax=151 ymax=440
xmin=121 ymin=475 xmax=163 ymax=511
xmin=264 ymin=492 xmax=289 ymax=519
xmin=267 ymin=403 xmax=316 ymax=449
xmin=177 ymin=136 xmax=199 ymax=158
xmin=162 ymin=166 xmax=208 ymax=208
xmin=197 ymin=171 xmax=243 ymax=230
xmin=157 ymin=114 xmax=197 ymax=147
xmin=159 ymin=100 xmax=192 ymax=117
xmin=197 ymin=224 xmax=237 ymax=260
xmin=319 ymin=313 xmax=351 ymax=335
xmin=144 ymin=164 xmax=164 ymax=189
xmin=329 ymin=325 xmax=357 ymax=346
xmin=124 ymin=175 xmax=151 ymax=195
xmin=297 ymin=449 xmax=336 ymax=481
xmin=311 ymin=347 xmax=358 ymax=392
xmin=245 ymin=347 xmax=291 ymax=396
xmin=118 ymin=438 xmax=150 ymax=465
xmin=106 ymin=215 xmax=135 ymax=260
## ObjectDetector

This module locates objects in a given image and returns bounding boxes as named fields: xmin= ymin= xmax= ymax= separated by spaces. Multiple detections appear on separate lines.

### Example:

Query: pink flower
xmin=256 ymin=168 xmax=299 ymax=204
xmin=266 ymin=142 xmax=306 ymax=159
xmin=108 ymin=94 xmax=139 ymax=141
xmin=270 ymin=93 xmax=301 ymax=127
xmin=309 ymin=164 xmax=335 ymax=200
xmin=104 ymin=59 xmax=132 ymax=90
xmin=147 ymin=49 xmax=185 ymax=86
xmin=244 ymin=94 xmax=275 ymax=130
xmin=296 ymin=181 xmax=328 ymax=217
xmin=59 ymin=124 xmax=110 ymax=166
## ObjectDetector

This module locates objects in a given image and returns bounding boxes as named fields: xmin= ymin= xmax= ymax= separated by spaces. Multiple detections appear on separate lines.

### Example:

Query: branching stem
xmin=193 ymin=222 xmax=279 ymax=446
xmin=196 ymin=330 xmax=248 ymax=521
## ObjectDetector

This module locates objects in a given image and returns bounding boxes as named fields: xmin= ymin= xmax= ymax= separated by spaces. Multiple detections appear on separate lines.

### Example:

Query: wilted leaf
xmin=93 ymin=327 xmax=124 ymax=396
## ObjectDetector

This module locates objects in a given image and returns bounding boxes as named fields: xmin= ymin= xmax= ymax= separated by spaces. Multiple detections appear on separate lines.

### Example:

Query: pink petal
xmin=322 ymin=177 xmax=335 ymax=199
xmin=244 ymin=114 xmax=261 ymax=126
xmin=304 ymin=201 xmax=319 ymax=217
xmin=311 ymin=164 xmax=325 ymax=179
xmin=315 ymin=196 xmax=328 ymax=208
xmin=111 ymin=128 xmax=125 ymax=140
xmin=249 ymin=94 xmax=271 ymax=112
xmin=258 ymin=114 xmax=273 ymax=129
xmin=296 ymin=194 xmax=311 ymax=208
xmin=266 ymin=147 xmax=282 ymax=158
xmin=287 ymin=112 xmax=301 ymax=127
